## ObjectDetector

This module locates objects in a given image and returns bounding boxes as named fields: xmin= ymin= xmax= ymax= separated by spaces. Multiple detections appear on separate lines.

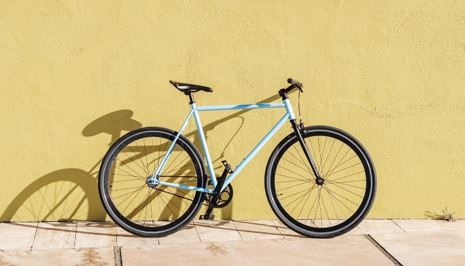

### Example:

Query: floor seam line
xmin=365 ymin=234 xmax=403 ymax=266
xmin=231 ymin=220 xmax=244 ymax=240
xmin=114 ymin=246 xmax=123 ymax=266
xmin=390 ymin=219 xmax=407 ymax=233
xmin=73 ymin=221 xmax=77 ymax=249
xmin=271 ymin=220 xmax=286 ymax=239
xmin=30 ymin=222 xmax=39 ymax=251
xmin=193 ymin=222 xmax=203 ymax=243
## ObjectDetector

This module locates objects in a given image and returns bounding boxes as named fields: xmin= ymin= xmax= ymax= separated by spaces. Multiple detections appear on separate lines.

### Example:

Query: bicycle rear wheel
xmin=265 ymin=125 xmax=376 ymax=238
xmin=99 ymin=127 xmax=206 ymax=237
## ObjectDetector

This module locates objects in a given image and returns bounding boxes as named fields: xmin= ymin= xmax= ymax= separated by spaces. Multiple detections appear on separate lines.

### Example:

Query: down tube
xmin=221 ymin=113 xmax=290 ymax=191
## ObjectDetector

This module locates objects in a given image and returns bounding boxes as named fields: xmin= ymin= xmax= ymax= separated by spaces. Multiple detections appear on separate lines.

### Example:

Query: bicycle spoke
xmin=322 ymin=186 xmax=353 ymax=214
xmin=276 ymin=173 xmax=311 ymax=182
xmin=296 ymin=188 xmax=313 ymax=219
xmin=281 ymin=156 xmax=314 ymax=177
xmin=323 ymin=142 xmax=343 ymax=178
xmin=155 ymin=187 xmax=195 ymax=202
xmin=115 ymin=157 xmax=146 ymax=181
xmin=325 ymin=162 xmax=361 ymax=179
xmin=291 ymin=145 xmax=312 ymax=172
xmin=325 ymin=186 xmax=340 ymax=220
xmin=320 ymin=189 xmax=331 ymax=225
xmin=321 ymin=139 xmax=335 ymax=175
xmin=289 ymin=189 xmax=311 ymax=214
xmin=279 ymin=180 xmax=311 ymax=192
xmin=326 ymin=182 xmax=364 ymax=198
xmin=326 ymin=181 xmax=366 ymax=189
xmin=278 ymin=187 xmax=314 ymax=201
xmin=111 ymin=185 xmax=149 ymax=192
xmin=275 ymin=179 xmax=308 ymax=184
xmin=323 ymin=186 xmax=360 ymax=208
xmin=277 ymin=165 xmax=313 ymax=181
xmin=123 ymin=146 xmax=151 ymax=176
xmin=120 ymin=186 xmax=147 ymax=215
xmin=283 ymin=188 xmax=313 ymax=209
xmin=143 ymin=138 xmax=151 ymax=175
xmin=328 ymin=170 xmax=365 ymax=182
xmin=325 ymin=152 xmax=356 ymax=178
xmin=161 ymin=146 xmax=184 ymax=175
xmin=158 ymin=175 xmax=198 ymax=178
xmin=319 ymin=138 xmax=327 ymax=174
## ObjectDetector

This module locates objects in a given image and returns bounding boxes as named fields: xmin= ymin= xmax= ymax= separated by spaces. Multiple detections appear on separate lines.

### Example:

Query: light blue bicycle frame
xmin=151 ymin=99 xmax=296 ymax=194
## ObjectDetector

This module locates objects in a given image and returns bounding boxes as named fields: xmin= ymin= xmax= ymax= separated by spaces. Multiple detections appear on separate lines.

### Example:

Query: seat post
xmin=185 ymin=92 xmax=195 ymax=104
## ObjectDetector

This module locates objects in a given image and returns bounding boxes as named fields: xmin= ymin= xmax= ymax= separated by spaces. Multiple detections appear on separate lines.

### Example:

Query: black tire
xmin=265 ymin=125 xmax=376 ymax=238
xmin=98 ymin=127 xmax=207 ymax=237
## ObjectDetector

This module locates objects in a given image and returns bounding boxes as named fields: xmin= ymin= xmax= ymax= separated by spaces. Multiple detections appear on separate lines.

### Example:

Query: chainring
xmin=205 ymin=183 xmax=233 ymax=208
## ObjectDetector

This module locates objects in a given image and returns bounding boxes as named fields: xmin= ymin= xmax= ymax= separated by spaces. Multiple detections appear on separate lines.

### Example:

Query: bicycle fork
xmin=290 ymin=120 xmax=324 ymax=185
xmin=281 ymin=95 xmax=323 ymax=184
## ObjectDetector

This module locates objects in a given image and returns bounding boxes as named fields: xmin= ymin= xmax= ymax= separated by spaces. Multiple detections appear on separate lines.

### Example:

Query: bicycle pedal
xmin=199 ymin=214 xmax=215 ymax=220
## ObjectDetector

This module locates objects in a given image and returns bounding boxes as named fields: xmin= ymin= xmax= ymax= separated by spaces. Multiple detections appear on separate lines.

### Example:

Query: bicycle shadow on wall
xmin=0 ymin=110 xmax=143 ymax=222
xmin=1 ymin=94 xmax=281 ymax=224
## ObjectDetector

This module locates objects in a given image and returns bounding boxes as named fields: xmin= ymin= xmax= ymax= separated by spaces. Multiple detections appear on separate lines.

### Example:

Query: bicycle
xmin=98 ymin=78 xmax=376 ymax=238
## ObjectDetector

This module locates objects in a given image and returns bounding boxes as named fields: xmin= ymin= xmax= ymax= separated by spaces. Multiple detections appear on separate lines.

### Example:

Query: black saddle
xmin=169 ymin=80 xmax=213 ymax=94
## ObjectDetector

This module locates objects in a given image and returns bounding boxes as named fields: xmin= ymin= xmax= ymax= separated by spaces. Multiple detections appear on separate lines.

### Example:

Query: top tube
xmin=195 ymin=103 xmax=285 ymax=112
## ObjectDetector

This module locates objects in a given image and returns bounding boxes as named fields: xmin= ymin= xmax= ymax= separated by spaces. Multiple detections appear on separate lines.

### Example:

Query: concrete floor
xmin=0 ymin=219 xmax=464 ymax=265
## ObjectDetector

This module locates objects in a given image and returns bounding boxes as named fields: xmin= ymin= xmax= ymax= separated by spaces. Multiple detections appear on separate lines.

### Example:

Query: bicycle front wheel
xmin=99 ymin=127 xmax=207 ymax=237
xmin=265 ymin=125 xmax=376 ymax=238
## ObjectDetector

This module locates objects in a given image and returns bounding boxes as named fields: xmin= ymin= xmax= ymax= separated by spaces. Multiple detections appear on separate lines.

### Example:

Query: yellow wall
xmin=1 ymin=0 xmax=465 ymax=221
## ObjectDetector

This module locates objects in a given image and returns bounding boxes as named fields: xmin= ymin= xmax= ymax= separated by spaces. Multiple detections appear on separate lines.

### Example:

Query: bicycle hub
xmin=146 ymin=175 xmax=159 ymax=188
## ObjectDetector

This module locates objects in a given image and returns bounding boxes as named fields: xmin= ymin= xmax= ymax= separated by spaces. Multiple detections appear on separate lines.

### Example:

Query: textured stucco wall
xmin=1 ymin=1 xmax=465 ymax=221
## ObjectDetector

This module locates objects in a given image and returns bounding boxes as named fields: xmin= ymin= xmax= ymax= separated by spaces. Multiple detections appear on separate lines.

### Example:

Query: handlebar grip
xmin=287 ymin=78 xmax=298 ymax=85
xmin=287 ymin=78 xmax=304 ymax=91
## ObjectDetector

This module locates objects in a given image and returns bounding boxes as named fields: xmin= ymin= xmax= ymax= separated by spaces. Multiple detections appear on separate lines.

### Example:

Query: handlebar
xmin=279 ymin=77 xmax=304 ymax=99
xmin=287 ymin=78 xmax=304 ymax=92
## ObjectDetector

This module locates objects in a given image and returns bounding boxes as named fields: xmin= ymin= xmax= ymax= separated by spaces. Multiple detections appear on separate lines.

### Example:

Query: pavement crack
xmin=365 ymin=234 xmax=403 ymax=266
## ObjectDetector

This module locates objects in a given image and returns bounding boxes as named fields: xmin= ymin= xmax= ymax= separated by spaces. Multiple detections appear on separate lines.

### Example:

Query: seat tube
xmin=191 ymin=103 xmax=217 ymax=186
xmin=152 ymin=109 xmax=193 ymax=177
